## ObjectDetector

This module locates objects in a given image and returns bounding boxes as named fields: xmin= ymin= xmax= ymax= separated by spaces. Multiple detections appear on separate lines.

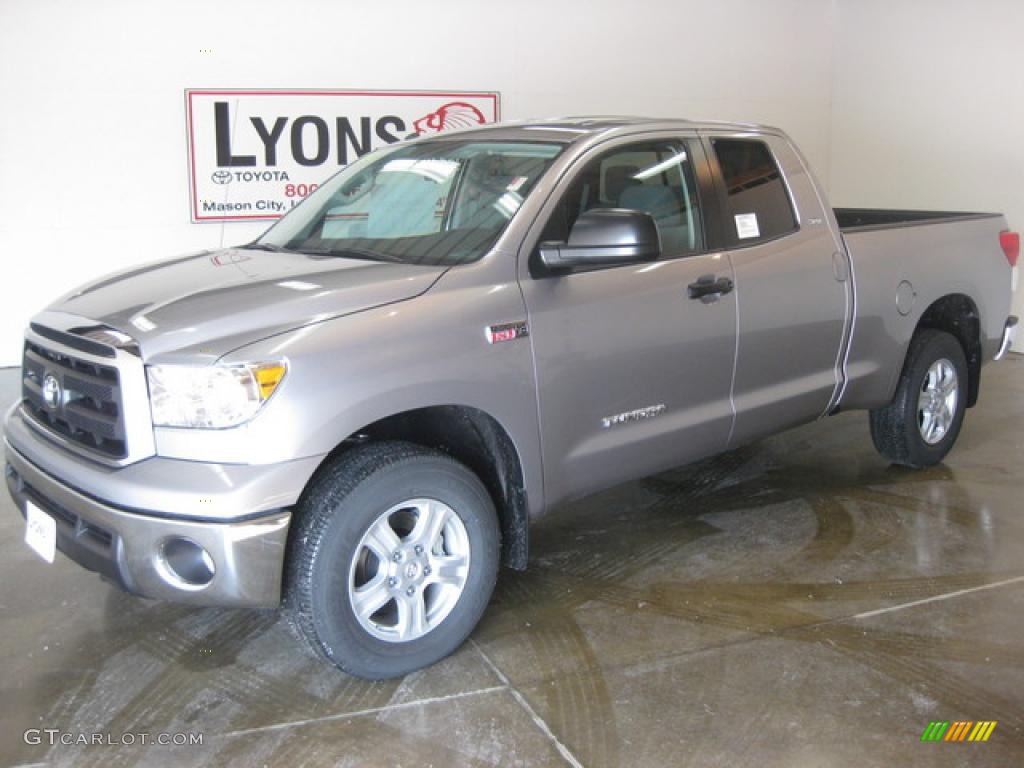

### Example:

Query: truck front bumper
xmin=5 ymin=442 xmax=291 ymax=606
xmin=2 ymin=403 xmax=324 ymax=607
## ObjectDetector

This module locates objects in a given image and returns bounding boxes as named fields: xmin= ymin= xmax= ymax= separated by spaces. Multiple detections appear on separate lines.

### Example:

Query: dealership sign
xmin=186 ymin=89 xmax=501 ymax=222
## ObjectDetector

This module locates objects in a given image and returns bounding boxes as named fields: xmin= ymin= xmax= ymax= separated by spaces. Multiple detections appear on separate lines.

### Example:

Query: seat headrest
xmin=619 ymin=185 xmax=678 ymax=219
xmin=604 ymin=165 xmax=640 ymax=205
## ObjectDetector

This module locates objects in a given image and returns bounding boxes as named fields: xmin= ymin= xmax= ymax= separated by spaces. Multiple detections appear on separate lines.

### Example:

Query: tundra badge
xmin=602 ymin=404 xmax=667 ymax=429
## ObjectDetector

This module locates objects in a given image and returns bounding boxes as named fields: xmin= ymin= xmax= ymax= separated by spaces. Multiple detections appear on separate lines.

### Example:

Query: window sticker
xmin=735 ymin=212 xmax=760 ymax=239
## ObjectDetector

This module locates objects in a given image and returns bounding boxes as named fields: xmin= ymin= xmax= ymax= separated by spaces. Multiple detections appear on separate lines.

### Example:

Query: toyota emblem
xmin=211 ymin=170 xmax=233 ymax=185
xmin=42 ymin=373 xmax=62 ymax=410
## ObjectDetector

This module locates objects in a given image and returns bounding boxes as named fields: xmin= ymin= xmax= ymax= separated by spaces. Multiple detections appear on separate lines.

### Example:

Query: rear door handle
xmin=688 ymin=274 xmax=734 ymax=302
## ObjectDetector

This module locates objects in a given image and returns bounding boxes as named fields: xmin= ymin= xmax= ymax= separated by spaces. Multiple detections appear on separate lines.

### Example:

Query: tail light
xmin=1000 ymin=230 xmax=1019 ymax=267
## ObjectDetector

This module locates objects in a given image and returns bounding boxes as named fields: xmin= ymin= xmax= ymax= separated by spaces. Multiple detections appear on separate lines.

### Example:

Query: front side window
xmin=256 ymin=140 xmax=564 ymax=266
xmin=711 ymin=138 xmax=797 ymax=244
xmin=540 ymin=140 xmax=704 ymax=259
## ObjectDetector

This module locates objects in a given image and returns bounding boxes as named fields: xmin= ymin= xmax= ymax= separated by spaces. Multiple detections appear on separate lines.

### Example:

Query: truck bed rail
xmin=835 ymin=208 xmax=1000 ymax=233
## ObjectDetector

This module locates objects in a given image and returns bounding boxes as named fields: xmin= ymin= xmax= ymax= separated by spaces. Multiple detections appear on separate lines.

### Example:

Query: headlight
xmin=146 ymin=361 xmax=287 ymax=429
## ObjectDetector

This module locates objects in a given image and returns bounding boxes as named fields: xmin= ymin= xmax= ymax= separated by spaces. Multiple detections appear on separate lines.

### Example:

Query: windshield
xmin=254 ymin=140 xmax=565 ymax=266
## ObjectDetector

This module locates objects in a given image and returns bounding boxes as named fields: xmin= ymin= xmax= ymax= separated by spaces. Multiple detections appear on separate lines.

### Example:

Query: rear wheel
xmin=869 ymin=329 xmax=968 ymax=468
xmin=284 ymin=441 xmax=500 ymax=679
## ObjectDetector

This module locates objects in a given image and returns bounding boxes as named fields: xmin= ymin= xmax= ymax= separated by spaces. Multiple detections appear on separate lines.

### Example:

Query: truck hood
xmin=49 ymin=248 xmax=448 ymax=361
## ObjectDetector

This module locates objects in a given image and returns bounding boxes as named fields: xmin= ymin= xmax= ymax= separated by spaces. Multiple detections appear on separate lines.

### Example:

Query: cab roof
xmin=427 ymin=116 xmax=781 ymax=144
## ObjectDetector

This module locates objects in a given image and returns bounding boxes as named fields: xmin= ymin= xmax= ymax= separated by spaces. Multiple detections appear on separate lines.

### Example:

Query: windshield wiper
xmin=242 ymin=242 xmax=293 ymax=253
xmin=300 ymin=246 xmax=403 ymax=263
xmin=245 ymin=242 xmax=403 ymax=263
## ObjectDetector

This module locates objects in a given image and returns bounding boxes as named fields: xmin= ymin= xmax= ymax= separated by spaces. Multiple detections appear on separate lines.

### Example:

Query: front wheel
xmin=284 ymin=441 xmax=500 ymax=679
xmin=869 ymin=329 xmax=968 ymax=468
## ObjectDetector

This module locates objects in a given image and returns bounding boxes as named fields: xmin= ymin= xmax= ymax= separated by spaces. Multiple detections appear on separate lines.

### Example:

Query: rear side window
xmin=711 ymin=139 xmax=797 ymax=244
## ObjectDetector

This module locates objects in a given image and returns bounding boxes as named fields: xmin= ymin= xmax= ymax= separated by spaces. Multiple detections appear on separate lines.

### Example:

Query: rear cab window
xmin=710 ymin=138 xmax=797 ymax=246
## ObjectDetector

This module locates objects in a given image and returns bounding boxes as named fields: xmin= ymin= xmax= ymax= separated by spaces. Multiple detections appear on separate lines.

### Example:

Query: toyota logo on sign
xmin=211 ymin=170 xmax=233 ymax=185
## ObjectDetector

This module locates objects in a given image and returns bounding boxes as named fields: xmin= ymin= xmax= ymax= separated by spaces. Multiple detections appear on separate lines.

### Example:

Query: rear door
xmin=703 ymin=133 xmax=850 ymax=446
xmin=518 ymin=133 xmax=738 ymax=506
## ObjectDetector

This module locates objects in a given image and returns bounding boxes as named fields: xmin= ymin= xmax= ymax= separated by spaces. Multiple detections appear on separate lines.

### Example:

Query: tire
xmin=283 ymin=441 xmax=500 ymax=679
xmin=869 ymin=329 xmax=968 ymax=468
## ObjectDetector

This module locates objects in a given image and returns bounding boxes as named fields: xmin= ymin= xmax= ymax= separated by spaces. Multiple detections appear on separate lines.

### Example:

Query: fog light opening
xmin=159 ymin=537 xmax=216 ymax=589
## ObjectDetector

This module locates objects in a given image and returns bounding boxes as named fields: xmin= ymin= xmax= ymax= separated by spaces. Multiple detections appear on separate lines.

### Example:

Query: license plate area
xmin=25 ymin=500 xmax=57 ymax=563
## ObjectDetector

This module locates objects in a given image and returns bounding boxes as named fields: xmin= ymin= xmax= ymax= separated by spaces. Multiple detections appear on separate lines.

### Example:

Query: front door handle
xmin=688 ymin=274 xmax=734 ymax=302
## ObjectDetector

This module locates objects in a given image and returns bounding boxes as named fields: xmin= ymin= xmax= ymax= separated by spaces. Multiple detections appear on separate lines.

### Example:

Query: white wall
xmin=829 ymin=0 xmax=1024 ymax=338
xmin=0 ymin=0 xmax=836 ymax=365
xmin=4 ymin=1 xmax=1020 ymax=367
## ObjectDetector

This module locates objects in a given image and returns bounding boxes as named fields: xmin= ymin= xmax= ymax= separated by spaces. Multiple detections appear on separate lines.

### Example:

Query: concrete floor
xmin=1 ymin=358 xmax=1023 ymax=768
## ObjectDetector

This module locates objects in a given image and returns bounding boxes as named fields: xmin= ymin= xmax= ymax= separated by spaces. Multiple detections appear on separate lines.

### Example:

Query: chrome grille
xmin=22 ymin=339 xmax=128 ymax=458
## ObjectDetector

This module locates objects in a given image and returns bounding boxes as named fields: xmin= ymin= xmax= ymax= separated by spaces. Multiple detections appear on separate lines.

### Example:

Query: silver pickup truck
xmin=4 ymin=117 xmax=1018 ymax=678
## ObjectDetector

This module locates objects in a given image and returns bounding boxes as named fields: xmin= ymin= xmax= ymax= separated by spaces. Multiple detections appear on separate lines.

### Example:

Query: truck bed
xmin=834 ymin=208 xmax=1000 ymax=232
xmin=835 ymin=206 xmax=1012 ymax=412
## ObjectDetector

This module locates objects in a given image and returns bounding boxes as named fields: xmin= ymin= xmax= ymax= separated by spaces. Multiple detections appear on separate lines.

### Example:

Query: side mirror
xmin=539 ymin=208 xmax=661 ymax=270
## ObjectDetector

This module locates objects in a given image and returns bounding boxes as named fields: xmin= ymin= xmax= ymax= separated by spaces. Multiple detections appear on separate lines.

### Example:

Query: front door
xmin=519 ymin=135 xmax=738 ymax=507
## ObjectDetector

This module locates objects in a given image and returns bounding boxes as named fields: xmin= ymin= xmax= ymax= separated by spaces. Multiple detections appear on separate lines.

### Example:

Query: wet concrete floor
xmin=1 ymin=358 xmax=1022 ymax=767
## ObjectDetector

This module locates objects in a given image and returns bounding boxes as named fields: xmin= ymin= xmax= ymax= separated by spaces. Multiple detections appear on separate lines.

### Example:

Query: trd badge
xmin=486 ymin=321 xmax=529 ymax=344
